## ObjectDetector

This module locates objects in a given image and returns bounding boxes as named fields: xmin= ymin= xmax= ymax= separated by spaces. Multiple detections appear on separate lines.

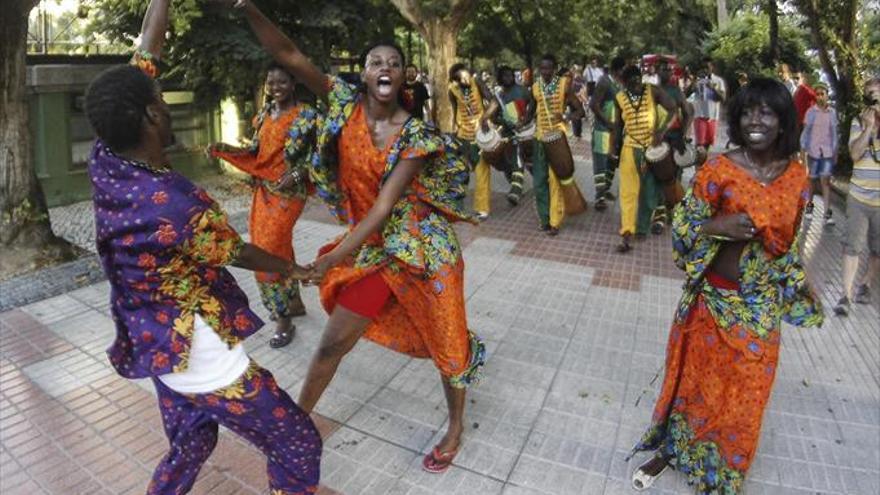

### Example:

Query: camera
xmin=865 ymin=95 xmax=879 ymax=107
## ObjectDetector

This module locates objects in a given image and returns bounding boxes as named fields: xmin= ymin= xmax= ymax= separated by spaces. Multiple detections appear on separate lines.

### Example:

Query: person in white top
xmin=583 ymin=57 xmax=605 ymax=97
xmin=692 ymin=57 xmax=727 ymax=151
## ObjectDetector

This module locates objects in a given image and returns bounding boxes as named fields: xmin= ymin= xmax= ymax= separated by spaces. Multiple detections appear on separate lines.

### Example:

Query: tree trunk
xmin=391 ymin=0 xmax=478 ymax=132
xmin=717 ymin=0 xmax=729 ymax=29
xmin=1 ymin=0 xmax=74 ymax=277
xmin=767 ymin=0 xmax=779 ymax=66
xmin=421 ymin=21 xmax=459 ymax=131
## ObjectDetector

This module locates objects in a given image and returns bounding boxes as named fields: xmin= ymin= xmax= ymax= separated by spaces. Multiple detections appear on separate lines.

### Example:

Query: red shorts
xmin=694 ymin=118 xmax=717 ymax=147
xmin=337 ymin=271 xmax=392 ymax=319
xmin=705 ymin=269 xmax=739 ymax=290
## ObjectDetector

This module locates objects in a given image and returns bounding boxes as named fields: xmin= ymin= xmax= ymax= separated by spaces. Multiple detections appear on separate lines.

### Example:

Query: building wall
xmin=27 ymin=62 xmax=221 ymax=207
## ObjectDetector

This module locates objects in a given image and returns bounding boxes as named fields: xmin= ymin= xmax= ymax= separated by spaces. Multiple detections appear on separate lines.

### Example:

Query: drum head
xmin=476 ymin=127 xmax=502 ymax=152
xmin=515 ymin=122 xmax=536 ymax=140
xmin=645 ymin=142 xmax=670 ymax=163
xmin=673 ymin=144 xmax=696 ymax=167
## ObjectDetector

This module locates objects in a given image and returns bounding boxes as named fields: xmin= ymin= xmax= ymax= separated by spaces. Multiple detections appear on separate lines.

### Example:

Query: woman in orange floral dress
xmin=630 ymin=78 xmax=823 ymax=494
xmin=231 ymin=0 xmax=485 ymax=474
xmin=209 ymin=64 xmax=318 ymax=348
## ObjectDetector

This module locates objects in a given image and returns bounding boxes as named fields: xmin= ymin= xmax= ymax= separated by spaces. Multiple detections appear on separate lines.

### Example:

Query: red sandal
xmin=422 ymin=445 xmax=459 ymax=473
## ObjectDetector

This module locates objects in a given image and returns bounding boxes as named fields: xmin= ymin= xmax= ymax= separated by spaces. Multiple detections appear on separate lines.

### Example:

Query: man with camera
xmin=692 ymin=57 xmax=726 ymax=153
xmin=835 ymin=78 xmax=880 ymax=316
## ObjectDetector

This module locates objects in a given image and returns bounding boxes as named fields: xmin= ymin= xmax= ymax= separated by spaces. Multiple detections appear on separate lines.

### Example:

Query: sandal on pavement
xmin=422 ymin=445 xmax=459 ymax=474
xmin=855 ymin=284 xmax=871 ymax=304
xmin=616 ymin=241 xmax=632 ymax=253
xmin=269 ymin=325 xmax=296 ymax=348
xmin=632 ymin=459 xmax=668 ymax=491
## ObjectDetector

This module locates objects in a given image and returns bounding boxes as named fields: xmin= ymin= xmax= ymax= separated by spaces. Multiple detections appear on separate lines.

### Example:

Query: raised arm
xmin=850 ymin=109 xmax=878 ymax=160
xmin=232 ymin=1 xmax=328 ymax=97
xmin=138 ymin=0 xmax=170 ymax=60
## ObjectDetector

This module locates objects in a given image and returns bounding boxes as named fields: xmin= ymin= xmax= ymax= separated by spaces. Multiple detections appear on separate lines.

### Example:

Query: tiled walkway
xmin=1 ymin=139 xmax=878 ymax=494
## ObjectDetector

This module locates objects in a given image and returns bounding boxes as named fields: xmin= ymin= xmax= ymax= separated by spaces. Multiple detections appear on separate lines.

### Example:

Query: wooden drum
xmin=540 ymin=130 xmax=575 ymax=181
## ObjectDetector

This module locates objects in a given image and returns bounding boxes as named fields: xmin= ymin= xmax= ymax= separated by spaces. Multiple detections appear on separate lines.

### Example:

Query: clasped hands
xmin=285 ymin=249 xmax=344 ymax=286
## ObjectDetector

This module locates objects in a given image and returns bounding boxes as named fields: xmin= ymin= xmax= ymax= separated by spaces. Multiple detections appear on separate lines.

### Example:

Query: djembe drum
xmin=540 ymin=130 xmax=587 ymax=215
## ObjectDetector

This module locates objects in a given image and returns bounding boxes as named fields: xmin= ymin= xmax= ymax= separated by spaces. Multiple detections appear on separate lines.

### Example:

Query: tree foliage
xmin=86 ymin=0 xmax=404 ymax=109
xmin=790 ymin=0 xmax=868 ymax=172
xmin=703 ymin=12 xmax=811 ymax=82
xmin=458 ymin=0 xmax=723 ymax=70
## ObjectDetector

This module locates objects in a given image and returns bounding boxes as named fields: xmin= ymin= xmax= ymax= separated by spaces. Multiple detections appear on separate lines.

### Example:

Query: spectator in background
xmin=402 ymin=63 xmax=432 ymax=121
xmin=583 ymin=57 xmax=604 ymax=97
xmin=834 ymin=78 xmax=880 ymax=316
xmin=692 ymin=57 xmax=726 ymax=152
xmin=800 ymin=83 xmax=837 ymax=225
xmin=642 ymin=63 xmax=659 ymax=86
xmin=779 ymin=63 xmax=797 ymax=94
xmin=679 ymin=66 xmax=696 ymax=97
xmin=736 ymin=71 xmax=749 ymax=91
xmin=570 ymin=65 xmax=586 ymax=139
xmin=793 ymin=71 xmax=817 ymax=132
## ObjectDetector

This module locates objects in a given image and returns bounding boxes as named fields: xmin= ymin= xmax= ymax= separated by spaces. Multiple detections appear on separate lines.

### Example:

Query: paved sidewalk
xmin=1 ymin=139 xmax=878 ymax=494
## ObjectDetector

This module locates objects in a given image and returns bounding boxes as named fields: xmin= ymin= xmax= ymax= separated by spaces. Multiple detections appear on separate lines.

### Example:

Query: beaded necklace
xmin=105 ymin=145 xmax=170 ymax=174
xmin=539 ymin=76 xmax=561 ymax=98
xmin=459 ymin=83 xmax=477 ymax=116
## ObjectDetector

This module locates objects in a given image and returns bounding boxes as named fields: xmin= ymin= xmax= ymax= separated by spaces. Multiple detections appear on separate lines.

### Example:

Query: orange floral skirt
xmin=634 ymin=278 xmax=781 ymax=493
xmin=318 ymin=244 xmax=482 ymax=387
xmin=249 ymin=186 xmax=306 ymax=320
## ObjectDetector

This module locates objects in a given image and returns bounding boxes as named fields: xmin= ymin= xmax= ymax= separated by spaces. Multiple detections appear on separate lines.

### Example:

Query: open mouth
xmin=376 ymin=76 xmax=393 ymax=97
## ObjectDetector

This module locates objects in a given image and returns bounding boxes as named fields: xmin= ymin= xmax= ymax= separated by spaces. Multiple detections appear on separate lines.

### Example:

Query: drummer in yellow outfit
xmin=448 ymin=63 xmax=493 ymax=220
xmin=531 ymin=54 xmax=585 ymax=236
xmin=613 ymin=65 xmax=678 ymax=253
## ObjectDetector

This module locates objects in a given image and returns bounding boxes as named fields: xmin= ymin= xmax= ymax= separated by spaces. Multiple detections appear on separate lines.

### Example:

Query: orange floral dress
xmin=633 ymin=155 xmax=823 ymax=493
xmin=213 ymin=106 xmax=309 ymax=320
xmin=318 ymin=103 xmax=483 ymax=387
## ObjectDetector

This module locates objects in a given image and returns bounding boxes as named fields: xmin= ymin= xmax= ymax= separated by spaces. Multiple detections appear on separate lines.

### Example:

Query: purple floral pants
xmin=147 ymin=363 xmax=321 ymax=495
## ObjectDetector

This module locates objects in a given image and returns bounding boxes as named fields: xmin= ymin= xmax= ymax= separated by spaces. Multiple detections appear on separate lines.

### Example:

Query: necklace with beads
xmin=540 ymin=76 xmax=560 ymax=97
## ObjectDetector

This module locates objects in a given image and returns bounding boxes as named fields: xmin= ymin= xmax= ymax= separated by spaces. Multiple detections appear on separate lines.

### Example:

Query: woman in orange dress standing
xmin=209 ymin=64 xmax=318 ymax=348
xmin=630 ymin=78 xmax=823 ymax=493
xmin=228 ymin=0 xmax=485 ymax=473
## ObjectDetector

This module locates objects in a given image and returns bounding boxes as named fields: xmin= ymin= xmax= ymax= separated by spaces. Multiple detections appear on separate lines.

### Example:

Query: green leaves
xmin=704 ymin=12 xmax=810 ymax=82
xmin=88 ymin=0 xmax=405 ymax=111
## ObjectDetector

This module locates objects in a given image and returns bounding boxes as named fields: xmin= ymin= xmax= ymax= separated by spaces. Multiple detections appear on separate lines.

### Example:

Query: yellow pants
xmin=532 ymin=142 xmax=565 ymax=228
xmin=473 ymin=158 xmax=491 ymax=214
xmin=618 ymin=145 xmax=644 ymax=236
xmin=548 ymin=168 xmax=565 ymax=228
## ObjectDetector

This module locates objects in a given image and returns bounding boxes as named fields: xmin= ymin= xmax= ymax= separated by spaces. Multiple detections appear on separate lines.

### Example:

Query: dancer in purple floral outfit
xmin=83 ymin=1 xmax=321 ymax=493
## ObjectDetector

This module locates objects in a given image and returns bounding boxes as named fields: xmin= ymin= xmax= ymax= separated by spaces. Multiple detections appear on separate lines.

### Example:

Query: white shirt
xmin=694 ymin=74 xmax=726 ymax=121
xmin=584 ymin=66 xmax=604 ymax=84
xmin=159 ymin=314 xmax=250 ymax=394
